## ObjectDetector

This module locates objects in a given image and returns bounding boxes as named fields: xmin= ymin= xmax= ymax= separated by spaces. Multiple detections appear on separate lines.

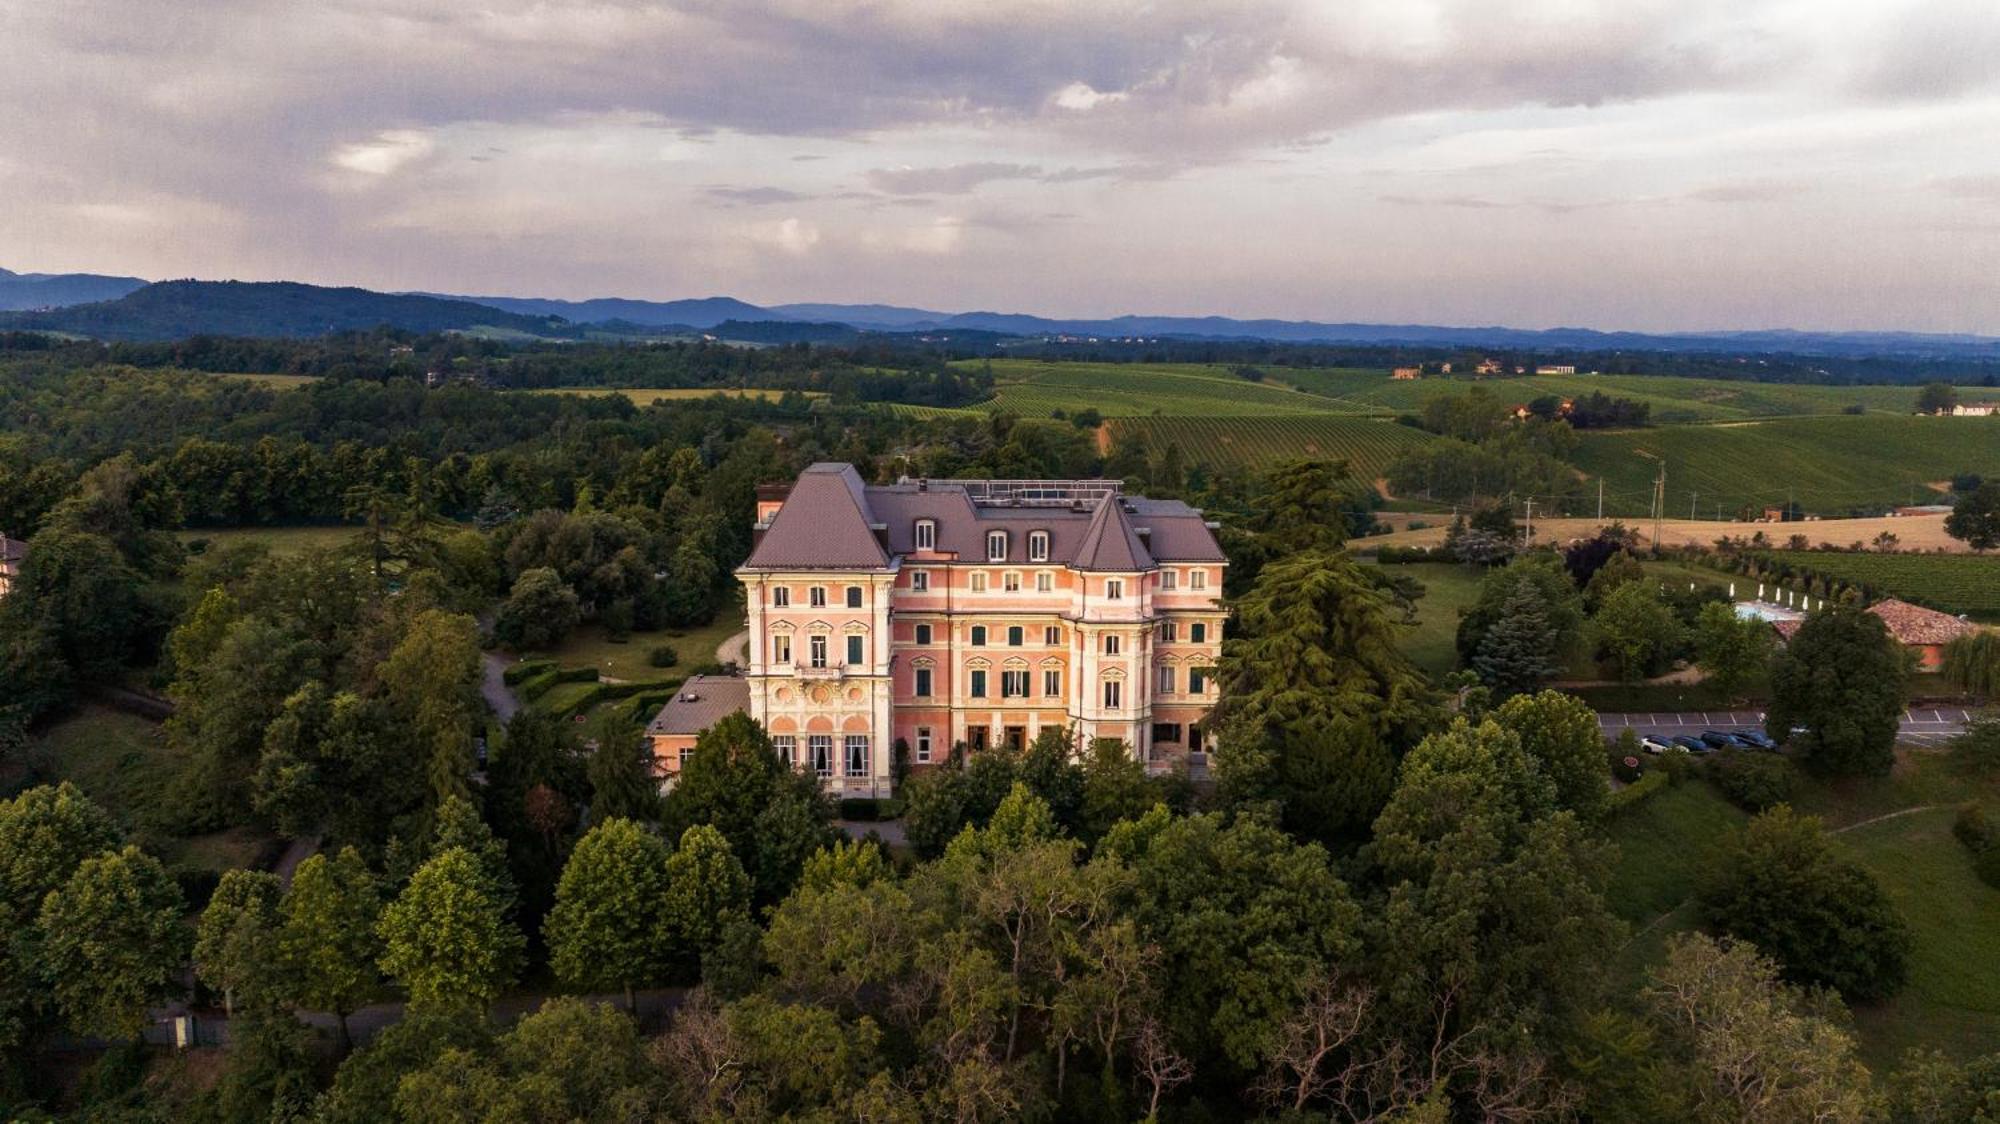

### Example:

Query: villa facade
xmin=732 ymin=464 xmax=1228 ymax=797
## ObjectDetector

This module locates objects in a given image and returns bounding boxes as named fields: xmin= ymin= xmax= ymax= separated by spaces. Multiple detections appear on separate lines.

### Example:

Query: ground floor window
xmin=915 ymin=727 xmax=932 ymax=763
xmin=844 ymin=735 xmax=870 ymax=778
xmin=772 ymin=735 xmax=796 ymax=767
xmin=1151 ymin=722 xmax=1181 ymax=744
xmin=1004 ymin=725 xmax=1026 ymax=751
xmin=809 ymin=735 xmax=833 ymax=778
xmin=968 ymin=726 xmax=989 ymax=751
xmin=1188 ymin=723 xmax=1203 ymax=750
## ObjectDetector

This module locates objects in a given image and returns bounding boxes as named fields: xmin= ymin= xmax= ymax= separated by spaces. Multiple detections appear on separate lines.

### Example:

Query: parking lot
xmin=1597 ymin=708 xmax=1982 ymax=748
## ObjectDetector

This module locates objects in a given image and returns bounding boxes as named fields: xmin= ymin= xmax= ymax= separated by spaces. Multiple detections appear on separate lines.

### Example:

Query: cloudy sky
xmin=4 ymin=0 xmax=1998 ymax=331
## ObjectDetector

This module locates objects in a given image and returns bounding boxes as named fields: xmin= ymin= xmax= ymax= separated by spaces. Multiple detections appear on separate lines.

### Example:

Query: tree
xmin=1693 ymin=601 xmax=1774 ymax=702
xmin=661 ymin=825 xmax=753 ymax=975
xmin=1098 ymin=808 xmax=1361 ymax=1072
xmin=493 ymin=566 xmax=581 ymax=650
xmin=0 ymin=782 xmax=120 ymax=928
xmin=1765 ymin=605 xmax=1906 ymax=778
xmin=1248 ymin=458 xmax=1352 ymax=555
xmin=1493 ymin=690 xmax=1611 ymax=822
xmin=544 ymin=818 xmax=672 ymax=1009
xmin=1917 ymin=381 xmax=1960 ymax=416
xmin=1593 ymin=581 xmax=1684 ymax=682
xmin=1696 ymin=805 xmax=1910 ymax=1000
xmin=1079 ymin=737 xmax=1157 ymax=842
xmin=1943 ymin=630 xmax=2000 ymax=700
xmin=377 ymin=846 xmax=525 ymax=1014
xmin=1946 ymin=482 xmax=2000 ymax=552
xmin=1457 ymin=553 xmax=1583 ymax=676
xmin=36 ymin=845 xmax=188 ymax=1039
xmin=1472 ymin=577 xmax=1568 ymax=694
xmin=1888 ymin=1048 xmax=2000 ymax=1124
xmin=0 ymin=527 xmax=148 ymax=685
xmin=382 ymin=609 xmax=484 ymax=808
xmin=663 ymin=712 xmax=835 ymax=904
xmin=585 ymin=711 xmax=660 ymax=824
xmin=254 ymin=684 xmax=418 ymax=844
xmin=195 ymin=869 xmax=284 ymax=1016
xmin=1644 ymin=933 xmax=1875 ymax=1122
xmin=279 ymin=847 xmax=383 ymax=1049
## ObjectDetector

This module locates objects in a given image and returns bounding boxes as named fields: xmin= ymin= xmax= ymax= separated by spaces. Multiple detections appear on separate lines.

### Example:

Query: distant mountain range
xmin=4 ymin=266 xmax=1999 ymax=359
xmin=0 ymin=266 xmax=147 ymax=311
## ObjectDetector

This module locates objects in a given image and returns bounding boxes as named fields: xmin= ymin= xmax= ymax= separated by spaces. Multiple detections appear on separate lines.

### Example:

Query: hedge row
xmin=838 ymin=797 xmax=908 ymax=821
xmin=517 ymin=664 xmax=600 ymax=702
xmin=502 ymin=658 xmax=558 ymax=686
xmin=540 ymin=675 xmax=690 ymax=720
xmin=1607 ymin=770 xmax=1671 ymax=813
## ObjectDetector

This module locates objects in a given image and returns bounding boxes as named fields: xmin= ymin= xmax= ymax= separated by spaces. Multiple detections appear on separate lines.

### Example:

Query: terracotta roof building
xmin=739 ymin=465 xmax=1228 ymax=796
xmin=1767 ymin=597 xmax=1977 ymax=671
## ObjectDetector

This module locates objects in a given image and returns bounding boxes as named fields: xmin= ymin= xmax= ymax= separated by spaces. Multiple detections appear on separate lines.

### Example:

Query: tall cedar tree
xmin=1472 ymin=579 xmax=1567 ymax=694
xmin=1764 ymin=606 xmax=1906 ymax=777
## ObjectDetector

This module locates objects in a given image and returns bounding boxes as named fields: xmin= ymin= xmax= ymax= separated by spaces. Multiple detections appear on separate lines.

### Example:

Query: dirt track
xmin=1357 ymin=512 xmax=1977 ymax=553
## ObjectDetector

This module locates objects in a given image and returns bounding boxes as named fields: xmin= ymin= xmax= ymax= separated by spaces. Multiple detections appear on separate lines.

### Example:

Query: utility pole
xmin=1523 ymin=498 xmax=1534 ymax=544
xmin=1596 ymin=477 xmax=1604 ymax=520
xmin=1652 ymin=462 xmax=1667 ymax=549
xmin=1690 ymin=490 xmax=1698 ymax=520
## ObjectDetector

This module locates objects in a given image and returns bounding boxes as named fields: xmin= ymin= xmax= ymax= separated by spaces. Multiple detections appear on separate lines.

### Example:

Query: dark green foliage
xmin=1472 ymin=578 xmax=1568 ymax=693
xmin=1945 ymin=481 xmax=2000 ymax=551
xmin=585 ymin=712 xmax=661 ymax=824
xmin=1493 ymin=690 xmax=1612 ymax=822
xmin=1593 ymin=581 xmax=1686 ymax=682
xmin=661 ymin=712 xmax=836 ymax=904
xmin=1765 ymin=606 xmax=1907 ymax=778
xmin=1708 ymin=752 xmax=1799 ymax=812
xmin=1954 ymin=803 xmax=1995 ymax=853
xmin=214 ymin=1011 xmax=319 ymax=1123
xmin=646 ymin=644 xmax=679 ymax=668
xmin=493 ymin=567 xmax=580 ymax=651
xmin=1456 ymin=552 xmax=1583 ymax=677
xmin=1696 ymin=805 xmax=1911 ymax=1000
xmin=1977 ymin=845 xmax=2000 ymax=891
xmin=318 ymin=1010 xmax=493 ymax=1124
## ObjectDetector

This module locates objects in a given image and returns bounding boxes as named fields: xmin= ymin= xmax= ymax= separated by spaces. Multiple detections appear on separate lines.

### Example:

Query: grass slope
xmin=1109 ymin=415 xmax=1437 ymax=477
xmin=1758 ymin=551 xmax=2000 ymax=621
xmin=1278 ymin=370 xmax=1953 ymax=423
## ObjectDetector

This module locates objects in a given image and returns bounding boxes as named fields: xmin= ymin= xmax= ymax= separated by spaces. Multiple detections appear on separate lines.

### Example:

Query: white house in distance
xmin=1951 ymin=401 xmax=2000 ymax=417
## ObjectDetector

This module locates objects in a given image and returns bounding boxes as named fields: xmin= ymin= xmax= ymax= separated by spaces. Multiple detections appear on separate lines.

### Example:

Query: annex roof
xmin=645 ymin=675 xmax=750 ymax=737
xmin=1868 ymin=598 xmax=1977 ymax=647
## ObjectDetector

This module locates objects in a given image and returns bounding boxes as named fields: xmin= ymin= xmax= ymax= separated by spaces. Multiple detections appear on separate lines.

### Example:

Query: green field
xmin=520 ymin=616 xmax=746 ymax=684
xmin=1572 ymin=415 xmax=2000 ymax=517
xmin=1110 ymin=415 xmax=1437 ymax=477
xmin=955 ymin=359 xmax=1348 ymax=418
xmin=1379 ymin=562 xmax=1484 ymax=678
xmin=527 ymin=387 xmax=814 ymax=406
xmin=1757 ymin=550 xmax=2000 ymax=621
xmin=1605 ymin=752 xmax=2000 ymax=1067
xmin=1274 ymin=370 xmax=1954 ymax=423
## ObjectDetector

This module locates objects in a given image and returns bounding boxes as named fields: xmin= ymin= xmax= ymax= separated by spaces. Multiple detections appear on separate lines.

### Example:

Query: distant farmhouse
xmin=1534 ymin=364 xmax=1577 ymax=375
xmin=1951 ymin=401 xmax=2000 ymax=417
xmin=1390 ymin=367 xmax=1422 ymax=380
xmin=0 ymin=534 xmax=24 ymax=599
xmin=1765 ymin=597 xmax=1978 ymax=672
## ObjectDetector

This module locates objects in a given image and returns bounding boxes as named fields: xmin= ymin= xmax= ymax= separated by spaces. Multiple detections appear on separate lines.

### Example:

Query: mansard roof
xmin=741 ymin=464 xmax=1225 ymax=572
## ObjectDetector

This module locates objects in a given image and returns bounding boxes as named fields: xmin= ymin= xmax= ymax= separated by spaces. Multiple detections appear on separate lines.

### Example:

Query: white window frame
xmin=772 ymin=586 xmax=791 ymax=607
xmin=1103 ymin=678 xmax=1123 ymax=710
xmin=809 ymin=735 xmax=833 ymax=778
xmin=1190 ymin=569 xmax=1208 ymax=591
xmin=970 ymin=571 xmax=988 ymax=593
xmin=1035 ymin=571 xmax=1053 ymax=592
xmin=1028 ymin=530 xmax=1050 ymax=562
xmin=1159 ymin=621 xmax=1177 ymax=643
xmin=1044 ymin=625 xmax=1061 ymax=645
xmin=772 ymin=635 xmax=792 ymax=664
xmin=1160 ymin=569 xmax=1178 ymax=590
xmin=809 ymin=634 xmax=828 ymax=668
xmin=1157 ymin=665 xmax=1175 ymax=694
xmin=914 ymin=519 xmax=936 ymax=551
xmin=915 ymin=727 xmax=933 ymax=763
xmin=844 ymin=735 xmax=870 ymax=778
xmin=1003 ymin=571 xmax=1021 ymax=592
xmin=1002 ymin=669 xmax=1029 ymax=698
xmin=810 ymin=586 xmax=827 ymax=608
xmin=1043 ymin=667 xmax=1062 ymax=697
xmin=986 ymin=530 xmax=1007 ymax=562
xmin=772 ymin=735 xmax=796 ymax=767
xmin=1103 ymin=634 xmax=1121 ymax=656
xmin=911 ymin=570 xmax=930 ymax=592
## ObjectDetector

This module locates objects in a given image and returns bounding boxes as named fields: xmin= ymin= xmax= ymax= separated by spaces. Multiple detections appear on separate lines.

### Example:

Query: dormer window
xmin=1028 ymin=530 xmax=1050 ymax=562
xmin=986 ymin=530 xmax=1008 ymax=562
xmin=914 ymin=519 xmax=936 ymax=552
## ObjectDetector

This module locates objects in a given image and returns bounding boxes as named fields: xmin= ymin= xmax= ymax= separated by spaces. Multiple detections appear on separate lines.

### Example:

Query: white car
xmin=1640 ymin=736 xmax=1680 ymax=755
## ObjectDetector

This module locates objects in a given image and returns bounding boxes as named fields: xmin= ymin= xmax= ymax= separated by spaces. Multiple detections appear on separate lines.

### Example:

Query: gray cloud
xmin=703 ymin=185 xmax=815 ymax=206
xmin=865 ymin=163 xmax=1045 ymax=195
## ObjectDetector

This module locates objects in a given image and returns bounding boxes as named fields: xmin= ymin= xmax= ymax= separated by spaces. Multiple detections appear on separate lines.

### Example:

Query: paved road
xmin=716 ymin=629 xmax=748 ymax=668
xmin=481 ymin=649 xmax=519 ymax=721
xmin=1598 ymin=707 xmax=1982 ymax=747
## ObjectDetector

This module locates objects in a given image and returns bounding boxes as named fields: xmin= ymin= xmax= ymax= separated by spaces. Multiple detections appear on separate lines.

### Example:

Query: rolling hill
xmin=0 ymin=280 xmax=574 ymax=341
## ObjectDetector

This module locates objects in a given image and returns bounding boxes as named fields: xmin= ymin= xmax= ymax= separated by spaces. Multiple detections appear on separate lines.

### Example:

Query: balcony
xmin=797 ymin=663 xmax=848 ymax=680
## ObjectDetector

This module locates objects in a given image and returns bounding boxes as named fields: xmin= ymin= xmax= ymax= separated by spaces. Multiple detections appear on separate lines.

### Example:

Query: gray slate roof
xmin=646 ymin=675 xmax=750 ymax=737
xmin=743 ymin=464 xmax=1224 ymax=571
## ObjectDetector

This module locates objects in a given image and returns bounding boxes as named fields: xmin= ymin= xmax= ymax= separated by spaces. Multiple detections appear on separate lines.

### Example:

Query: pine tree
xmin=1472 ymin=580 xmax=1565 ymax=695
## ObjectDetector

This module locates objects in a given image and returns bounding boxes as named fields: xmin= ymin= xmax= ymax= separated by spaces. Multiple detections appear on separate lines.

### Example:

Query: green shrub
xmin=1609 ymin=770 xmax=1671 ymax=813
xmin=839 ymin=798 xmax=883 ymax=821
xmin=503 ymin=658 xmax=557 ymax=686
xmin=647 ymin=645 xmax=680 ymax=669
xmin=1709 ymin=751 xmax=1797 ymax=812
xmin=1954 ymin=803 xmax=1995 ymax=853
xmin=1977 ymin=845 xmax=2000 ymax=891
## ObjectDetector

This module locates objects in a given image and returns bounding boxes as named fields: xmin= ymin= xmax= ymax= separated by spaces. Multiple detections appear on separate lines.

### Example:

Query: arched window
xmin=914 ymin=519 xmax=937 ymax=551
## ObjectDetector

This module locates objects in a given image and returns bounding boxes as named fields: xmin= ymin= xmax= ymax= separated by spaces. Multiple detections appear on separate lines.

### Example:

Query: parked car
xmin=1698 ymin=731 xmax=1739 ymax=749
xmin=1640 ymin=736 xmax=1679 ymax=754
xmin=1672 ymin=735 xmax=1709 ymax=753
xmin=1735 ymin=730 xmax=1778 ymax=750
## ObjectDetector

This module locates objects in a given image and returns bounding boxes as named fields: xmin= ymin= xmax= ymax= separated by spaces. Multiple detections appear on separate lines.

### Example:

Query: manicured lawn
xmin=1378 ymin=562 xmax=1483 ymax=679
xmin=520 ymin=615 xmax=746 ymax=683
xmin=9 ymin=706 xmax=279 ymax=876
xmin=180 ymin=524 xmax=368 ymax=556
xmin=1842 ymin=807 xmax=2000 ymax=1066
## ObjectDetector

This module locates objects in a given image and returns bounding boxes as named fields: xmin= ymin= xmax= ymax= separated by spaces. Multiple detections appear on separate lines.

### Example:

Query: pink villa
xmin=713 ymin=463 xmax=1228 ymax=797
